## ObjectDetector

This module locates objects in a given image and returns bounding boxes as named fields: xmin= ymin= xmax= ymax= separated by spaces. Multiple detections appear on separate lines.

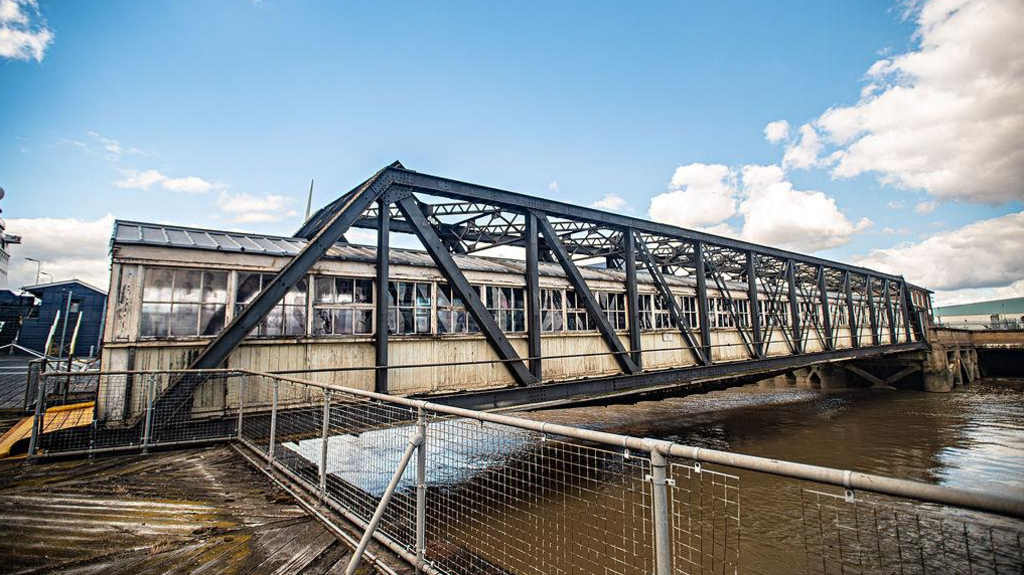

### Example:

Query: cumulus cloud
xmin=648 ymin=163 xmax=870 ymax=253
xmin=590 ymin=193 xmax=628 ymax=212
xmin=5 ymin=214 xmax=115 ymax=290
xmin=548 ymin=181 xmax=559 ymax=194
xmin=115 ymin=169 xmax=225 ymax=194
xmin=737 ymin=165 xmax=872 ymax=252
xmin=854 ymin=211 xmax=1024 ymax=292
xmin=887 ymin=200 xmax=906 ymax=209
xmin=811 ymin=0 xmax=1024 ymax=203
xmin=782 ymin=123 xmax=826 ymax=170
xmin=649 ymin=164 xmax=738 ymax=228
xmin=764 ymin=120 xmax=791 ymax=143
xmin=216 ymin=192 xmax=298 ymax=223
xmin=0 ymin=0 xmax=53 ymax=62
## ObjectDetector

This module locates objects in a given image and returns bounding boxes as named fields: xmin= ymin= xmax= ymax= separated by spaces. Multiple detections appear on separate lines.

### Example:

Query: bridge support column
xmin=922 ymin=345 xmax=956 ymax=393
xmin=792 ymin=367 xmax=819 ymax=390
xmin=817 ymin=366 xmax=848 ymax=390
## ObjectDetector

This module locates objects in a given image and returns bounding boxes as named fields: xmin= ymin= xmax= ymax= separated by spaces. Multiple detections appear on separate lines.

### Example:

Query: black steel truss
xmin=179 ymin=163 xmax=928 ymax=407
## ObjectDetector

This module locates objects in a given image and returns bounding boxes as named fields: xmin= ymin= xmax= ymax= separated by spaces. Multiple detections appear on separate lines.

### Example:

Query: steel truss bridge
xmin=167 ymin=161 xmax=927 ymax=412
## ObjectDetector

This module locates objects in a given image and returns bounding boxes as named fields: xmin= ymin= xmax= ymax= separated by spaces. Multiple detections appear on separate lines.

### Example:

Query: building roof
xmin=933 ymin=297 xmax=1024 ymax=317
xmin=112 ymin=220 xmax=698 ymax=288
xmin=22 ymin=279 xmax=107 ymax=296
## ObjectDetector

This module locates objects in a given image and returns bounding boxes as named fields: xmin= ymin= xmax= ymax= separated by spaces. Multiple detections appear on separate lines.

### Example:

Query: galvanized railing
xmin=27 ymin=368 xmax=1024 ymax=575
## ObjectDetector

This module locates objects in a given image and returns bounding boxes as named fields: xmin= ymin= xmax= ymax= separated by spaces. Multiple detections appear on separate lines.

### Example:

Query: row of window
xmin=137 ymin=266 xmax=881 ymax=339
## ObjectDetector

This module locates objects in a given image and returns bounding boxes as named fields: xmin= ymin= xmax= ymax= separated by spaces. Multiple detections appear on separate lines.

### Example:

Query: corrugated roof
xmin=113 ymin=220 xmax=705 ymax=287
xmin=934 ymin=297 xmax=1024 ymax=317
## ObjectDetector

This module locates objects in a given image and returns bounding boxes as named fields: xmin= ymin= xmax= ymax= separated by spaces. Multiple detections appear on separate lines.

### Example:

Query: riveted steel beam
xmin=396 ymin=195 xmax=537 ymax=387
xmin=787 ymin=260 xmax=802 ymax=354
xmin=624 ymin=230 xmax=642 ymax=368
xmin=375 ymin=198 xmax=391 ymax=394
xmin=746 ymin=252 xmax=763 ymax=358
xmin=525 ymin=212 xmax=542 ymax=379
xmin=536 ymin=213 xmax=638 ymax=375
xmin=634 ymin=235 xmax=708 ymax=365
xmin=844 ymin=271 xmax=859 ymax=348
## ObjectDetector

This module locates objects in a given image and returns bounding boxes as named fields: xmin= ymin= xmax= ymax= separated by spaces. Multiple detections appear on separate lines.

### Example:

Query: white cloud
xmin=0 ymin=0 xmax=53 ymax=62
xmin=887 ymin=200 xmax=906 ymax=209
xmin=590 ymin=193 xmax=628 ymax=212
xmin=648 ymin=163 xmax=870 ymax=253
xmin=216 ymin=192 xmax=298 ymax=223
xmin=914 ymin=200 xmax=938 ymax=214
xmin=814 ymin=0 xmax=1024 ymax=203
xmin=5 ymin=214 xmax=115 ymax=290
xmin=931 ymin=278 xmax=1024 ymax=306
xmin=737 ymin=164 xmax=872 ymax=252
xmin=782 ymin=123 xmax=825 ymax=169
xmin=548 ymin=181 xmax=559 ymax=194
xmin=115 ymin=169 xmax=224 ymax=194
xmin=764 ymin=120 xmax=791 ymax=143
xmin=649 ymin=164 xmax=738 ymax=228
xmin=882 ymin=226 xmax=911 ymax=235
xmin=854 ymin=211 xmax=1024 ymax=292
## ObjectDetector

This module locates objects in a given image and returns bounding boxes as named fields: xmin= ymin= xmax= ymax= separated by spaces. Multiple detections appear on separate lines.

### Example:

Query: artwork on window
xmin=140 ymin=267 xmax=228 ymax=338
xmin=312 ymin=276 xmax=374 ymax=336
xmin=236 ymin=272 xmax=307 ymax=337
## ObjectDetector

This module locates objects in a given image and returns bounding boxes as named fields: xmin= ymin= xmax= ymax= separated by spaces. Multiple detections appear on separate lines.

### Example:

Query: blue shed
xmin=17 ymin=280 xmax=107 ymax=358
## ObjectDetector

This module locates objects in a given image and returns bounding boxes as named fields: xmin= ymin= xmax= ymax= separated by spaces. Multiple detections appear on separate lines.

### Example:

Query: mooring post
xmin=27 ymin=372 xmax=48 ymax=459
xmin=268 ymin=379 xmax=279 ymax=464
xmin=319 ymin=390 xmax=331 ymax=500
xmin=141 ymin=375 xmax=155 ymax=453
xmin=650 ymin=449 xmax=673 ymax=575
xmin=415 ymin=407 xmax=428 ymax=572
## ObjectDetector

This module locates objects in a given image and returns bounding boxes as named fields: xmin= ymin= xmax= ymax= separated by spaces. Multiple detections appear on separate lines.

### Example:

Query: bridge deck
xmin=0 ymin=446 xmax=397 ymax=575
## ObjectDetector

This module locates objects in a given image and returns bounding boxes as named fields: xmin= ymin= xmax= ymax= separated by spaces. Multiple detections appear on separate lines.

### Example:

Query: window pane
xmin=285 ymin=278 xmax=308 ymax=306
xmin=334 ymin=309 xmax=353 ymax=335
xmin=169 ymin=303 xmax=199 ymax=337
xmin=388 ymin=309 xmax=397 ymax=334
xmin=173 ymin=270 xmax=203 ymax=303
xmin=542 ymin=310 xmax=554 ymax=332
xmin=513 ymin=310 xmax=525 ymax=332
xmin=140 ymin=303 xmax=170 ymax=337
xmin=313 ymin=308 xmax=333 ymax=335
xmin=415 ymin=309 xmax=431 ymax=333
xmin=202 ymin=271 xmax=228 ymax=303
xmin=437 ymin=284 xmax=452 ymax=308
xmin=236 ymin=273 xmax=262 ymax=306
xmin=437 ymin=310 xmax=452 ymax=334
xmin=336 ymin=278 xmax=354 ymax=304
xmin=143 ymin=268 xmax=174 ymax=302
xmin=200 ymin=304 xmax=226 ymax=336
xmin=551 ymin=290 xmax=563 ymax=309
xmin=400 ymin=309 xmax=415 ymax=333
xmin=454 ymin=311 xmax=467 ymax=333
xmin=285 ymin=305 xmax=306 ymax=336
xmin=388 ymin=282 xmax=398 ymax=306
xmin=355 ymin=279 xmax=374 ymax=304
xmin=355 ymin=310 xmax=373 ymax=334
xmin=416 ymin=283 xmax=431 ymax=307
xmin=314 ymin=277 xmax=335 ymax=304
xmin=263 ymin=307 xmax=284 ymax=337
xmin=400 ymin=283 xmax=414 ymax=306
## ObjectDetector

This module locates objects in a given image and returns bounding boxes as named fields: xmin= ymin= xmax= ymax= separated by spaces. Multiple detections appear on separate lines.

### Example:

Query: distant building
xmin=0 ymin=189 xmax=23 ymax=290
xmin=933 ymin=297 xmax=1024 ymax=330
xmin=17 ymin=280 xmax=108 ymax=358
xmin=0 ymin=289 xmax=35 ymax=348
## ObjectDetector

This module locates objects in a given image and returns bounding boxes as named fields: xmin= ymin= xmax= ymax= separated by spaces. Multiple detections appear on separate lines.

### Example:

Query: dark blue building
xmin=17 ymin=280 xmax=107 ymax=358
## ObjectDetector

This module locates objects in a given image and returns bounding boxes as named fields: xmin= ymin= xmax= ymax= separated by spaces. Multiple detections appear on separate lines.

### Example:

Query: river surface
xmin=518 ymin=377 xmax=1024 ymax=574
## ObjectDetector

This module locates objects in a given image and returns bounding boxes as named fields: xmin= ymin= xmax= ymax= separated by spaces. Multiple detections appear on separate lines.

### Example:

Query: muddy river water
xmin=518 ymin=378 xmax=1024 ymax=573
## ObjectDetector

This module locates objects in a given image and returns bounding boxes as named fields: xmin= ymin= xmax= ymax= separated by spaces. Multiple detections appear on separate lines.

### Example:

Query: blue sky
xmin=1 ymin=0 xmax=1022 ymax=304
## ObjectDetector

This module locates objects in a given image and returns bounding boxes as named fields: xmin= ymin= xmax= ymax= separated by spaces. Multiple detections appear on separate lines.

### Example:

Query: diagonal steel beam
xmin=190 ymin=174 xmax=391 ymax=372
xmin=535 ymin=213 xmax=638 ymax=375
xmin=844 ymin=271 xmax=859 ymax=348
xmin=396 ymin=195 xmax=537 ymax=387
xmin=634 ymin=234 xmax=708 ymax=366
xmin=817 ymin=266 xmax=834 ymax=350
xmin=624 ymin=230 xmax=642 ymax=368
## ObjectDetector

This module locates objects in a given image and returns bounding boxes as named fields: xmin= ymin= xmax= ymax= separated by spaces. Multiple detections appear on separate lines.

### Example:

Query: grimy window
xmin=236 ymin=272 xmax=307 ymax=337
xmin=540 ymin=288 xmax=564 ymax=332
xmin=312 ymin=276 xmax=374 ymax=336
xmin=140 ymin=267 xmax=228 ymax=338
xmin=389 ymin=281 xmax=432 ymax=335
xmin=437 ymin=283 xmax=481 ymax=334
xmin=487 ymin=285 xmax=526 ymax=332
xmin=597 ymin=292 xmax=626 ymax=330
xmin=638 ymin=293 xmax=673 ymax=330
xmin=565 ymin=290 xmax=594 ymax=332
xmin=680 ymin=295 xmax=699 ymax=329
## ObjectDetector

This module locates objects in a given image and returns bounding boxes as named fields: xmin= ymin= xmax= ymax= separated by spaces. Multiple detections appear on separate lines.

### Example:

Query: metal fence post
xmin=650 ymin=450 xmax=673 ymax=575
xmin=27 ymin=373 xmax=48 ymax=459
xmin=416 ymin=407 xmax=428 ymax=572
xmin=268 ymin=378 xmax=278 ymax=463
xmin=237 ymin=375 xmax=246 ymax=441
xmin=142 ymin=375 xmax=155 ymax=453
xmin=319 ymin=390 xmax=331 ymax=500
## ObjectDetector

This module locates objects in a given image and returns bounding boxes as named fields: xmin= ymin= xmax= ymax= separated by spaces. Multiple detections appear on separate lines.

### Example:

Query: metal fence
xmin=27 ymin=369 xmax=1024 ymax=575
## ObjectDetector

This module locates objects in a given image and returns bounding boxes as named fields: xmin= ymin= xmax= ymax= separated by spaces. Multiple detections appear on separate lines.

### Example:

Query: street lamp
xmin=25 ymin=257 xmax=42 ymax=285
xmin=39 ymin=271 xmax=52 ymax=283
